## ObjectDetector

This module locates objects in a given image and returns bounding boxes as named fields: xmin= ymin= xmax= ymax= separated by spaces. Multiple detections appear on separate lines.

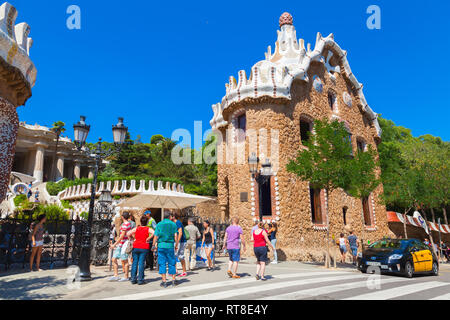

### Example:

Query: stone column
xmin=88 ymin=166 xmax=94 ymax=179
xmin=0 ymin=3 xmax=37 ymax=202
xmin=73 ymin=161 xmax=81 ymax=179
xmin=56 ymin=153 xmax=64 ymax=181
xmin=0 ymin=97 xmax=19 ymax=200
xmin=33 ymin=144 xmax=45 ymax=182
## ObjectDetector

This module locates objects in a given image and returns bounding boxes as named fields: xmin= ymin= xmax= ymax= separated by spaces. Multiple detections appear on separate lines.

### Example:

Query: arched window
xmin=356 ymin=138 xmax=366 ymax=152
xmin=235 ymin=112 xmax=246 ymax=143
xmin=328 ymin=91 xmax=337 ymax=111
xmin=342 ymin=206 xmax=348 ymax=225
xmin=309 ymin=187 xmax=325 ymax=225
xmin=300 ymin=115 xmax=313 ymax=144
xmin=362 ymin=196 xmax=373 ymax=226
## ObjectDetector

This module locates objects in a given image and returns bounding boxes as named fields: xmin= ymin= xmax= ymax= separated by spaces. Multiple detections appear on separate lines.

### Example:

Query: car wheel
xmin=360 ymin=267 xmax=367 ymax=274
xmin=404 ymin=261 xmax=414 ymax=278
xmin=431 ymin=262 xmax=439 ymax=276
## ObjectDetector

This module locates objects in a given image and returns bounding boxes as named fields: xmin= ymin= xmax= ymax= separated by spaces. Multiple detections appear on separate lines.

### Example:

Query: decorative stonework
xmin=215 ymin=13 xmax=389 ymax=262
xmin=279 ymin=12 xmax=293 ymax=28
xmin=0 ymin=96 xmax=18 ymax=201
xmin=312 ymin=75 xmax=323 ymax=93
xmin=210 ymin=13 xmax=381 ymax=137
xmin=0 ymin=3 xmax=36 ymax=88
xmin=343 ymin=92 xmax=352 ymax=107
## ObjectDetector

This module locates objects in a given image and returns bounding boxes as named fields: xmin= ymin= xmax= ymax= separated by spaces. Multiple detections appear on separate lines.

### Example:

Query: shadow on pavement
xmin=0 ymin=275 xmax=67 ymax=300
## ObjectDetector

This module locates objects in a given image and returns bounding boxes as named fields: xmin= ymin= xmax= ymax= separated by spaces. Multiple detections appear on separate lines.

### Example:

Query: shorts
xmin=176 ymin=242 xmax=187 ymax=260
xmin=158 ymin=248 xmax=176 ymax=275
xmin=204 ymin=243 xmax=213 ymax=249
xmin=339 ymin=245 xmax=347 ymax=254
xmin=112 ymin=247 xmax=129 ymax=261
xmin=32 ymin=240 xmax=44 ymax=248
xmin=228 ymin=249 xmax=240 ymax=262
xmin=350 ymin=246 xmax=358 ymax=256
xmin=254 ymin=246 xmax=268 ymax=262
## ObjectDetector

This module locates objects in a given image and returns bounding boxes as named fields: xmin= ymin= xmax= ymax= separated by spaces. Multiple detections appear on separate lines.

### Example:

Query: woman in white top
xmin=338 ymin=233 xmax=347 ymax=263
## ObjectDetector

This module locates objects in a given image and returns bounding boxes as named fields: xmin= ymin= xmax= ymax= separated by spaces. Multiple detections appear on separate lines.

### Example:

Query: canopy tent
xmin=117 ymin=189 xmax=211 ymax=221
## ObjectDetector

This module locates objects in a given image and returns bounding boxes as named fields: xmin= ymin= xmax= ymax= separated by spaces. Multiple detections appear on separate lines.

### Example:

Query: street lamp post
xmin=73 ymin=116 xmax=128 ymax=281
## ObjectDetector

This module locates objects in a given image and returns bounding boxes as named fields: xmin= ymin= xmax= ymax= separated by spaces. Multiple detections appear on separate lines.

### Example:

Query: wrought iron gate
xmin=0 ymin=217 xmax=112 ymax=271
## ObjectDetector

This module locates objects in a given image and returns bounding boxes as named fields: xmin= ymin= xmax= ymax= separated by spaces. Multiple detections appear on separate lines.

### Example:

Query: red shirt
xmin=253 ymin=229 xmax=266 ymax=247
xmin=133 ymin=226 xmax=150 ymax=250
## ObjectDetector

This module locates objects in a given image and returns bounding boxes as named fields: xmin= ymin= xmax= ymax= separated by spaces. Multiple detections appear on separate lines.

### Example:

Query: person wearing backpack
xmin=170 ymin=212 xmax=188 ymax=277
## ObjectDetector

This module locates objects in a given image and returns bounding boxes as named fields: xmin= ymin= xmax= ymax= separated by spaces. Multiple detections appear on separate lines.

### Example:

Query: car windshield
xmin=369 ymin=239 xmax=408 ymax=250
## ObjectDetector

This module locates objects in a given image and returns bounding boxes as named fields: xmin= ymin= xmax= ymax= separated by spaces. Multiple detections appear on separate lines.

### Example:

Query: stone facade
xmin=212 ymin=13 xmax=390 ymax=262
xmin=0 ymin=2 xmax=37 ymax=202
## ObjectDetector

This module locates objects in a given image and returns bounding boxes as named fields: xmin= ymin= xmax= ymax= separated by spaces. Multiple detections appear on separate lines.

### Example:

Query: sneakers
xmin=260 ymin=277 xmax=267 ymax=281
xmin=130 ymin=280 xmax=137 ymax=285
xmin=178 ymin=272 xmax=187 ymax=277
xmin=227 ymin=270 xmax=233 ymax=278
xmin=138 ymin=281 xmax=145 ymax=285
xmin=271 ymin=261 xmax=278 ymax=264
xmin=118 ymin=277 xmax=129 ymax=282
xmin=255 ymin=275 xmax=260 ymax=280
xmin=171 ymin=279 xmax=178 ymax=287
xmin=107 ymin=276 xmax=120 ymax=281
xmin=160 ymin=281 xmax=168 ymax=288
xmin=232 ymin=274 xmax=241 ymax=279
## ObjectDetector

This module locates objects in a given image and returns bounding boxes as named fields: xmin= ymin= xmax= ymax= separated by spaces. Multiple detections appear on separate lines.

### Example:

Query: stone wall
xmin=192 ymin=197 xmax=222 ymax=221
xmin=217 ymin=62 xmax=390 ymax=262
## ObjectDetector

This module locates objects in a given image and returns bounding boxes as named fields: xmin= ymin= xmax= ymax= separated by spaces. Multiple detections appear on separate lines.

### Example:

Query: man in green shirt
xmin=153 ymin=211 xmax=179 ymax=287
xmin=144 ymin=210 xmax=156 ymax=270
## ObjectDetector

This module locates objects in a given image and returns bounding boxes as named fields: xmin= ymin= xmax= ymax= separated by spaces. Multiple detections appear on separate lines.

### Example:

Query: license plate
xmin=366 ymin=261 xmax=381 ymax=266
xmin=381 ymin=265 xmax=389 ymax=270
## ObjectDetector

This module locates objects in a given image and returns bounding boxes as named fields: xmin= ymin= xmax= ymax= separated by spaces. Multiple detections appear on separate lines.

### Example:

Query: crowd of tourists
xmin=106 ymin=211 xmax=279 ymax=286
xmin=26 ymin=210 xmax=450 ymax=280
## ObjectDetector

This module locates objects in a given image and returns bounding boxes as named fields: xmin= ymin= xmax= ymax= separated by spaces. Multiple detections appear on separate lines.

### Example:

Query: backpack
xmin=184 ymin=228 xmax=190 ymax=241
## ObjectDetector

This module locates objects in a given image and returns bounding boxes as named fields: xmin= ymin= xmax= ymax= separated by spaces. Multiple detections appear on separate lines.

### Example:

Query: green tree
xmin=50 ymin=121 xmax=66 ymax=182
xmin=287 ymin=119 xmax=355 ymax=267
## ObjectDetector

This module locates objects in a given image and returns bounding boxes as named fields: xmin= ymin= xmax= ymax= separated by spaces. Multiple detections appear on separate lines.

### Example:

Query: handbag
xmin=121 ymin=240 xmax=133 ymax=255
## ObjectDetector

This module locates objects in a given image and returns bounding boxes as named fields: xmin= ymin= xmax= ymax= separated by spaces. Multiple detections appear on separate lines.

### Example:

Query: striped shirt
xmin=119 ymin=221 xmax=132 ymax=247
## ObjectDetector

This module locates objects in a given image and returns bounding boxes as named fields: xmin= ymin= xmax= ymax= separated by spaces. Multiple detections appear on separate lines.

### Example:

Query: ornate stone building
xmin=12 ymin=122 xmax=96 ymax=182
xmin=0 ymin=2 xmax=37 ymax=202
xmin=211 ymin=13 xmax=390 ymax=261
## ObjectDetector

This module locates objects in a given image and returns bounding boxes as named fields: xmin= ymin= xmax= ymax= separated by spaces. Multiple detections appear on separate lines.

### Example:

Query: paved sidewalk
xmin=0 ymin=265 xmax=110 ymax=300
xmin=1 ymin=259 xmax=449 ymax=300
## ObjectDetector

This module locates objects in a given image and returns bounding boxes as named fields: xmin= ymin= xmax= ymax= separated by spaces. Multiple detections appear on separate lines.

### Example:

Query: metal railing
xmin=0 ymin=217 xmax=111 ymax=271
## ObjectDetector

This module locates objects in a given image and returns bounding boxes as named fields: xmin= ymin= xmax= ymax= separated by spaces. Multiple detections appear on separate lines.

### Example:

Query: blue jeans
xmin=271 ymin=239 xmax=278 ymax=262
xmin=158 ymin=247 xmax=176 ymax=275
xmin=131 ymin=248 xmax=148 ymax=282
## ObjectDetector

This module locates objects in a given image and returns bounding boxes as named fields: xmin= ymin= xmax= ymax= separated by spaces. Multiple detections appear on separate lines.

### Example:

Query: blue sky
xmin=13 ymin=0 xmax=450 ymax=143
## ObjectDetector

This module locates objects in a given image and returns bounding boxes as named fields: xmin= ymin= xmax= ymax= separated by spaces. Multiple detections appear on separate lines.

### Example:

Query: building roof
xmin=210 ymin=13 xmax=381 ymax=137
xmin=0 ymin=2 xmax=36 ymax=88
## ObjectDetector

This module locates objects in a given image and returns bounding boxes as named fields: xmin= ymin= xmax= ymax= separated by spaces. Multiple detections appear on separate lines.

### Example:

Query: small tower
xmin=212 ymin=13 xmax=387 ymax=261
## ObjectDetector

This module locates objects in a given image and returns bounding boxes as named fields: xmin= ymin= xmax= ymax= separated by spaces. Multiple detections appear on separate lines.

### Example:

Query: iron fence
xmin=0 ymin=217 xmax=111 ymax=271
